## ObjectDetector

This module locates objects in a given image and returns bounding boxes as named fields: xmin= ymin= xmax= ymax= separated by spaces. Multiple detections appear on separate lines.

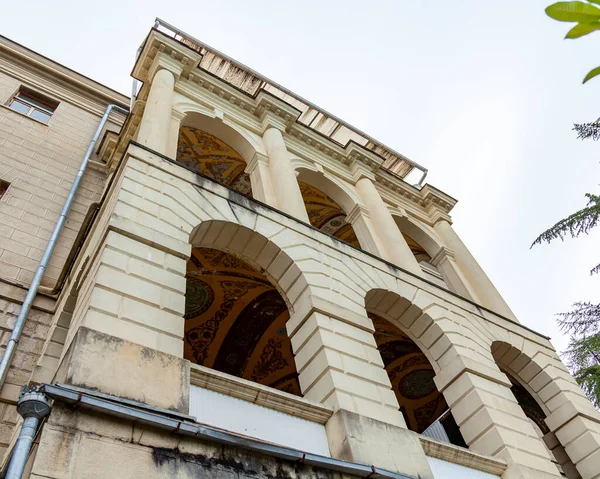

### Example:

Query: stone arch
xmin=491 ymin=340 xmax=582 ymax=478
xmin=185 ymin=220 xmax=313 ymax=395
xmin=295 ymin=167 xmax=361 ymax=215
xmin=189 ymin=220 xmax=311 ymax=314
xmin=365 ymin=288 xmax=441 ymax=372
xmin=174 ymin=112 xmax=262 ymax=198
xmin=391 ymin=214 xmax=442 ymax=260
xmin=294 ymin=167 xmax=363 ymax=249
xmin=365 ymin=288 xmax=466 ymax=446
xmin=173 ymin=103 xmax=266 ymax=161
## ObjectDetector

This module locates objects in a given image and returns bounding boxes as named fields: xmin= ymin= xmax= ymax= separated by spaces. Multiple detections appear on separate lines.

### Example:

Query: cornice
xmin=124 ymin=29 xmax=458 ymax=223
xmin=0 ymin=36 xmax=128 ymax=116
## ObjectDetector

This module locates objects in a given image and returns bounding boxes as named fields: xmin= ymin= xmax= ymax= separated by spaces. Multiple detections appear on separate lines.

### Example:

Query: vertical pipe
xmin=5 ymin=417 xmax=39 ymax=479
xmin=5 ymin=385 xmax=51 ymax=479
xmin=0 ymin=104 xmax=128 ymax=390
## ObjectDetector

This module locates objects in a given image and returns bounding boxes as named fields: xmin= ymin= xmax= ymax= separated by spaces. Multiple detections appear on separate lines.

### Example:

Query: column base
xmin=325 ymin=409 xmax=434 ymax=479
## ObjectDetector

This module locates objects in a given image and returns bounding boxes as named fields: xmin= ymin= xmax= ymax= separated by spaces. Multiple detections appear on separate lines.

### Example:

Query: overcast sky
xmin=4 ymin=1 xmax=599 ymax=354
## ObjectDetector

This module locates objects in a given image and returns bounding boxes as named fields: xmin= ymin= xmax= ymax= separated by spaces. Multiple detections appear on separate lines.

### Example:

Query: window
xmin=0 ymin=180 xmax=9 ymax=199
xmin=8 ymin=88 xmax=58 ymax=124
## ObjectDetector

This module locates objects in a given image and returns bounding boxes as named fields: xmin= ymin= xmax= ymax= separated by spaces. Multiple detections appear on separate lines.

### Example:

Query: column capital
xmin=171 ymin=108 xmax=187 ymax=122
xmin=148 ymin=51 xmax=184 ymax=83
xmin=432 ymin=211 xmax=453 ymax=226
xmin=350 ymin=161 xmax=376 ymax=183
xmin=430 ymin=246 xmax=455 ymax=267
xmin=245 ymin=152 xmax=269 ymax=175
xmin=345 ymin=203 xmax=370 ymax=224
xmin=261 ymin=112 xmax=288 ymax=134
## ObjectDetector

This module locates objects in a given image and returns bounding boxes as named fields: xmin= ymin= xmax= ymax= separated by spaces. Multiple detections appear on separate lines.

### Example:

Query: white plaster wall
xmin=427 ymin=456 xmax=500 ymax=479
xmin=189 ymin=385 xmax=331 ymax=457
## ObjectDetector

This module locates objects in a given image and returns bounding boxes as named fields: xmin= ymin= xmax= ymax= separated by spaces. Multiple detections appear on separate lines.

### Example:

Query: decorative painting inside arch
xmin=184 ymin=247 xmax=301 ymax=396
xmin=298 ymin=181 xmax=360 ymax=248
xmin=370 ymin=312 xmax=447 ymax=433
xmin=177 ymin=126 xmax=252 ymax=196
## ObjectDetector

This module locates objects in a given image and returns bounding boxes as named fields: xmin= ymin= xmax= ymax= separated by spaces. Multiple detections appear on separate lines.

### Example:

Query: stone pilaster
xmin=433 ymin=219 xmax=517 ymax=320
xmin=245 ymin=152 xmax=277 ymax=207
xmin=430 ymin=246 xmax=477 ymax=299
xmin=287 ymin=303 xmax=405 ymax=428
xmin=344 ymin=204 xmax=386 ymax=257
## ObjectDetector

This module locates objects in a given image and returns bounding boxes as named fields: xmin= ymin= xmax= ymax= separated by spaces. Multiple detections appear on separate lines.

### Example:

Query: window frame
xmin=7 ymin=87 xmax=58 ymax=124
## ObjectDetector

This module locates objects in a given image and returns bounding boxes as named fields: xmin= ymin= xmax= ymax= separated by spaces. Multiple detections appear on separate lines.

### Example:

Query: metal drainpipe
xmin=5 ymin=385 xmax=51 ymax=479
xmin=0 ymin=104 xmax=129 ymax=390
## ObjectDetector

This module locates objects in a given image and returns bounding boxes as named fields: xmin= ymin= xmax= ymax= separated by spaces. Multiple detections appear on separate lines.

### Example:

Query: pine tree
xmin=532 ymin=120 xmax=600 ymax=408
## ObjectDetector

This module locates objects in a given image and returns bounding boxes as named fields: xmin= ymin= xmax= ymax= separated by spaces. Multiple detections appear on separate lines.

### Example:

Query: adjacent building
xmin=0 ymin=20 xmax=598 ymax=479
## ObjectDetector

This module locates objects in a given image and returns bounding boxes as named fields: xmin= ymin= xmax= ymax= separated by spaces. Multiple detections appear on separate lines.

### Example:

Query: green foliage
xmin=574 ymin=119 xmax=600 ymax=140
xmin=562 ymin=332 xmax=600 ymax=408
xmin=546 ymin=0 xmax=600 ymax=82
xmin=531 ymin=194 xmax=600 ymax=266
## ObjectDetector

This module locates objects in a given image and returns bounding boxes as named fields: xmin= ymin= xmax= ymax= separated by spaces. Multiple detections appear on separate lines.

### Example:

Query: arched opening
xmin=176 ymin=117 xmax=253 ymax=197
xmin=177 ymin=127 xmax=252 ymax=197
xmin=393 ymin=216 xmax=451 ymax=289
xmin=297 ymin=180 xmax=360 ymax=248
xmin=365 ymin=289 xmax=466 ymax=447
xmin=492 ymin=342 xmax=580 ymax=478
xmin=184 ymin=246 xmax=301 ymax=396
xmin=370 ymin=311 xmax=466 ymax=446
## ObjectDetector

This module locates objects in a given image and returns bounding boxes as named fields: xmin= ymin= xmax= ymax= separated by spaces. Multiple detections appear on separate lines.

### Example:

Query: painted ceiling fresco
xmin=298 ymin=181 xmax=360 ymax=248
xmin=370 ymin=312 xmax=447 ymax=433
xmin=402 ymin=233 xmax=431 ymax=264
xmin=177 ymin=127 xmax=252 ymax=196
xmin=184 ymin=247 xmax=301 ymax=396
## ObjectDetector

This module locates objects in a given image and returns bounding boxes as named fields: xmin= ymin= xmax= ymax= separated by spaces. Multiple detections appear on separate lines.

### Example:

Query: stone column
xmin=433 ymin=219 xmax=516 ymax=320
xmin=137 ymin=68 xmax=176 ymax=156
xmin=354 ymin=174 xmax=421 ymax=275
xmin=262 ymin=127 xmax=309 ymax=222
xmin=435 ymin=358 xmax=560 ymax=477
xmin=245 ymin=152 xmax=278 ymax=207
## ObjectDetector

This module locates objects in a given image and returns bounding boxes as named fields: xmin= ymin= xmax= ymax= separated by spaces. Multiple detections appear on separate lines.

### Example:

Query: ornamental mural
xmin=370 ymin=312 xmax=447 ymax=433
xmin=184 ymin=247 xmax=301 ymax=396
xmin=298 ymin=181 xmax=360 ymax=248
xmin=177 ymin=127 xmax=252 ymax=196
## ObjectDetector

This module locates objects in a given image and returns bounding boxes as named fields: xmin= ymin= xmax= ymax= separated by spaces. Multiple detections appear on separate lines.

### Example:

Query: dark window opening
xmin=0 ymin=180 xmax=9 ymax=199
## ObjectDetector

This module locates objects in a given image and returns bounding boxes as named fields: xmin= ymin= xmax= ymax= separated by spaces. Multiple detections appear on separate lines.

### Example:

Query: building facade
xmin=0 ymin=21 xmax=598 ymax=479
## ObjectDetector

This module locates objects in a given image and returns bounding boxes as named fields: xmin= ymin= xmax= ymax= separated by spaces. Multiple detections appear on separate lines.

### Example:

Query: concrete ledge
xmin=189 ymin=363 xmax=332 ymax=424
xmin=419 ymin=436 xmax=507 ymax=476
